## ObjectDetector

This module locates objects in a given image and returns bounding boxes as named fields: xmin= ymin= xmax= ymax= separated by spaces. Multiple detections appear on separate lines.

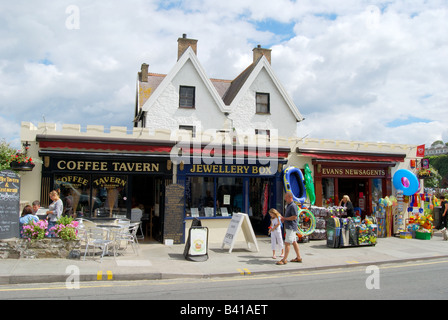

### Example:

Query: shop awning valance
xmin=297 ymin=148 xmax=406 ymax=163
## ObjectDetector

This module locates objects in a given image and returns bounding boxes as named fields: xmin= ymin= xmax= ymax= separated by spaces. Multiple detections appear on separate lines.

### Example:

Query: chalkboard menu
xmin=0 ymin=170 xmax=20 ymax=239
xmin=163 ymin=184 xmax=185 ymax=244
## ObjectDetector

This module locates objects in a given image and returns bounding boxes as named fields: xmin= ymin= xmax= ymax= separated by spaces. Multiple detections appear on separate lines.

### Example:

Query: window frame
xmin=179 ymin=85 xmax=196 ymax=109
xmin=256 ymin=92 xmax=270 ymax=114
xmin=179 ymin=125 xmax=196 ymax=138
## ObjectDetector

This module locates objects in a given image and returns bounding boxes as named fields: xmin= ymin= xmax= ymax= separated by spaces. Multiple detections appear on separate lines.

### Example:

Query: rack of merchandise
xmin=326 ymin=216 xmax=377 ymax=248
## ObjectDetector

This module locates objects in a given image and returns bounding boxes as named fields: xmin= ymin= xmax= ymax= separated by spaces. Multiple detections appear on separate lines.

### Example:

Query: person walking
xmin=276 ymin=192 xmax=302 ymax=265
xmin=268 ymin=208 xmax=284 ymax=259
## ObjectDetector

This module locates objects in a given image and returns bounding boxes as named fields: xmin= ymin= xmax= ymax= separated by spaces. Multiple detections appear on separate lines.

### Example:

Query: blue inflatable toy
xmin=393 ymin=169 xmax=419 ymax=196
xmin=283 ymin=166 xmax=307 ymax=204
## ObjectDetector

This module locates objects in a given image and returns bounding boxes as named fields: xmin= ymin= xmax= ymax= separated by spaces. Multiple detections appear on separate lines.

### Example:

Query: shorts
xmin=285 ymin=228 xmax=298 ymax=243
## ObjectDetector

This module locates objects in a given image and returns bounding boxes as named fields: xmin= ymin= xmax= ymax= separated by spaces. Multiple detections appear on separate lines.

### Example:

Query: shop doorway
xmin=131 ymin=176 xmax=165 ymax=242
xmin=338 ymin=178 xmax=368 ymax=217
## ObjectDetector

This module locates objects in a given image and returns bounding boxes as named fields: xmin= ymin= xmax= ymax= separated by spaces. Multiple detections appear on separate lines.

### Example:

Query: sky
xmin=1 ymin=0 xmax=448 ymax=149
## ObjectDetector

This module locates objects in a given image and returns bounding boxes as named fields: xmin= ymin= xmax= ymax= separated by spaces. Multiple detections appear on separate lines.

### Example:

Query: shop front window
xmin=185 ymin=176 xmax=215 ymax=217
xmin=217 ymin=177 xmax=243 ymax=217
xmin=54 ymin=175 xmax=91 ymax=218
xmin=91 ymin=175 xmax=128 ymax=218
xmin=249 ymin=177 xmax=270 ymax=220
xmin=322 ymin=178 xmax=335 ymax=206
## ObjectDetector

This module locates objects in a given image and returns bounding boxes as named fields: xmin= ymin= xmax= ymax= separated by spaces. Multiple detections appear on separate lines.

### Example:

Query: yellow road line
xmin=1 ymin=259 xmax=447 ymax=293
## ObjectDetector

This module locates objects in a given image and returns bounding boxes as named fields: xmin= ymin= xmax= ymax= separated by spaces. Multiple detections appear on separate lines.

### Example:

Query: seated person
xmin=20 ymin=205 xmax=39 ymax=224
xmin=19 ymin=205 xmax=39 ymax=237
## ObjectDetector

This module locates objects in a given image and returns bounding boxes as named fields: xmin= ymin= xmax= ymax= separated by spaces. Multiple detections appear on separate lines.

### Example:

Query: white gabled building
xmin=17 ymin=34 xmax=422 ymax=243
xmin=135 ymin=34 xmax=303 ymax=139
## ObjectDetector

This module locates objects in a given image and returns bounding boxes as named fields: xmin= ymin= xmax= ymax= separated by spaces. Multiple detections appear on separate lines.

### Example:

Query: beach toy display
xmin=393 ymin=169 xmax=419 ymax=196
xmin=283 ymin=166 xmax=306 ymax=204
xmin=283 ymin=166 xmax=316 ymax=237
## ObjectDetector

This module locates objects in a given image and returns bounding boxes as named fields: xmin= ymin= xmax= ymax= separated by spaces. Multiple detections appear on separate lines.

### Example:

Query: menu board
xmin=163 ymin=184 xmax=185 ymax=244
xmin=0 ymin=170 xmax=20 ymax=239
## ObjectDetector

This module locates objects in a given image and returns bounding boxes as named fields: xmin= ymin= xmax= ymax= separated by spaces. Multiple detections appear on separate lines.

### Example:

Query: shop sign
xmin=321 ymin=167 xmax=386 ymax=178
xmin=54 ymin=159 xmax=162 ymax=173
xmin=92 ymin=176 xmax=127 ymax=188
xmin=55 ymin=176 xmax=89 ymax=188
xmin=188 ymin=164 xmax=275 ymax=176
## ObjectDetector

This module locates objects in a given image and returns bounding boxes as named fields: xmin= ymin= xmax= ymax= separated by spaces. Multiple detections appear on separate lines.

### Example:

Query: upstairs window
xmin=179 ymin=86 xmax=195 ymax=108
xmin=179 ymin=125 xmax=196 ymax=138
xmin=256 ymin=92 xmax=270 ymax=114
xmin=255 ymin=129 xmax=271 ymax=141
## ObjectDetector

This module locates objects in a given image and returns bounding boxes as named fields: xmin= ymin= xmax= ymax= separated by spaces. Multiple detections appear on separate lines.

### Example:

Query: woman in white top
xmin=268 ymin=208 xmax=284 ymax=259
xmin=46 ymin=190 xmax=63 ymax=237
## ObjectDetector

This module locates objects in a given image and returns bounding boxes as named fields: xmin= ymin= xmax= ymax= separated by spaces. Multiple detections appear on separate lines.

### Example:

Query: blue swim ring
xmin=283 ymin=166 xmax=307 ymax=204
xmin=393 ymin=169 xmax=419 ymax=196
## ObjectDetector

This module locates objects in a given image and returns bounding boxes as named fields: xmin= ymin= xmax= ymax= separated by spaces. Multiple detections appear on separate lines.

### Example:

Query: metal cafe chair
xmin=115 ymin=222 xmax=140 ymax=255
xmin=83 ymin=227 xmax=115 ymax=262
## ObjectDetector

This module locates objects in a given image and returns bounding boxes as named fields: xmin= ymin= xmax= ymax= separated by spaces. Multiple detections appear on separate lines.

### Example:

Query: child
xmin=268 ymin=208 xmax=284 ymax=259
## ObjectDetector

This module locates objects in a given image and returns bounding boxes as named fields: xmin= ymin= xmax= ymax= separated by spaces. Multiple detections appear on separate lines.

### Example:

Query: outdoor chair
xmin=83 ymin=227 xmax=115 ymax=262
xmin=115 ymin=222 xmax=140 ymax=255
xmin=131 ymin=208 xmax=144 ymax=240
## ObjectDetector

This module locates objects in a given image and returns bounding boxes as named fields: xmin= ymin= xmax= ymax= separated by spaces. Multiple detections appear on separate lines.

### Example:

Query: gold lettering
xmin=57 ymin=160 xmax=66 ymax=170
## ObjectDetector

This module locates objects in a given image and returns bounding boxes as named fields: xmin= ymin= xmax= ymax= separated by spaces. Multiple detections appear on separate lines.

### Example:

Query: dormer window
xmin=256 ymin=92 xmax=270 ymax=114
xmin=179 ymin=86 xmax=195 ymax=108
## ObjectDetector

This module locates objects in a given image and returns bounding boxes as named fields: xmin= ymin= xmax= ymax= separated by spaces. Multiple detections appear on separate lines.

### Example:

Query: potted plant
xmin=21 ymin=220 xmax=49 ymax=240
xmin=50 ymin=216 xmax=79 ymax=241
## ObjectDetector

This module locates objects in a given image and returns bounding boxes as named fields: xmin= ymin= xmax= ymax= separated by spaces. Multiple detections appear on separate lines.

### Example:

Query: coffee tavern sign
xmin=55 ymin=160 xmax=161 ymax=173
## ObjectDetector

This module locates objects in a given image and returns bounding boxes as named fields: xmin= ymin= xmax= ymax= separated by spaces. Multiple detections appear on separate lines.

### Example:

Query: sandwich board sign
xmin=222 ymin=213 xmax=259 ymax=253
xmin=0 ymin=170 xmax=20 ymax=239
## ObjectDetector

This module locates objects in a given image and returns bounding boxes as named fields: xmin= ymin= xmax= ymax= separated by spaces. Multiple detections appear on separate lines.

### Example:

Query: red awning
xmin=300 ymin=152 xmax=405 ymax=163
xmin=38 ymin=141 xmax=289 ymax=158
xmin=38 ymin=141 xmax=173 ymax=153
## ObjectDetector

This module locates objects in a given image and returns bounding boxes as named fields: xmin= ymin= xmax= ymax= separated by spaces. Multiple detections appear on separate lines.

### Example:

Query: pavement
xmin=1 ymin=231 xmax=448 ymax=285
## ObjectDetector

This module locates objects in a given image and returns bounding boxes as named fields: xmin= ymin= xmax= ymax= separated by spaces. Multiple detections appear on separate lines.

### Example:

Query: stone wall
xmin=0 ymin=238 xmax=80 ymax=259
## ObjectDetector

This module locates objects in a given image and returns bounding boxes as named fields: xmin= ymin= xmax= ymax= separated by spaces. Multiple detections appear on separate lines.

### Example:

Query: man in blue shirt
xmin=277 ymin=191 xmax=302 ymax=265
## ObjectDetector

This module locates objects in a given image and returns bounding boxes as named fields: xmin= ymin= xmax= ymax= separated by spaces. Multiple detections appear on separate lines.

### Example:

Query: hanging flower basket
xmin=10 ymin=161 xmax=35 ymax=171
xmin=8 ymin=150 xmax=35 ymax=171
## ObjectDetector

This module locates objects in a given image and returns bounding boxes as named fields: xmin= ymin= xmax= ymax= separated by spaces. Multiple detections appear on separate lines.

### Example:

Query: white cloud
xmin=0 ymin=0 xmax=447 ymax=148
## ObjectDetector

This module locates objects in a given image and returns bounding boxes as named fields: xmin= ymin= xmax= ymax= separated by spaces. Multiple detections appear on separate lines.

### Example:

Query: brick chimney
xmin=140 ymin=63 xmax=149 ymax=82
xmin=177 ymin=34 xmax=198 ymax=60
xmin=253 ymin=44 xmax=271 ymax=64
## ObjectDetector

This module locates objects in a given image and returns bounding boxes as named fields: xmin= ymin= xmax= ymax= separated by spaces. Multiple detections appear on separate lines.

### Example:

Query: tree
xmin=431 ymin=140 xmax=444 ymax=147
xmin=0 ymin=139 xmax=16 ymax=171
xmin=428 ymin=155 xmax=448 ymax=188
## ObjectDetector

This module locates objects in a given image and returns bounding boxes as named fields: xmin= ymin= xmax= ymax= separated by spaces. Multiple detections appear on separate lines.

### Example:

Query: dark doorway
xmin=338 ymin=178 xmax=368 ymax=217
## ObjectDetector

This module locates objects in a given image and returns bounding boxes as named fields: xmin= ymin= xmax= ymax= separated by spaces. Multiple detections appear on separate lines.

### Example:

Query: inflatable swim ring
xmin=297 ymin=208 xmax=316 ymax=236
xmin=283 ymin=166 xmax=307 ymax=204
xmin=393 ymin=169 xmax=419 ymax=196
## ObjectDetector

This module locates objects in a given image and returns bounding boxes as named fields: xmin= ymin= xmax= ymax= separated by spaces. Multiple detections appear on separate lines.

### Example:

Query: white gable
xmin=142 ymin=47 xmax=229 ymax=132
xmin=228 ymin=56 xmax=303 ymax=138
